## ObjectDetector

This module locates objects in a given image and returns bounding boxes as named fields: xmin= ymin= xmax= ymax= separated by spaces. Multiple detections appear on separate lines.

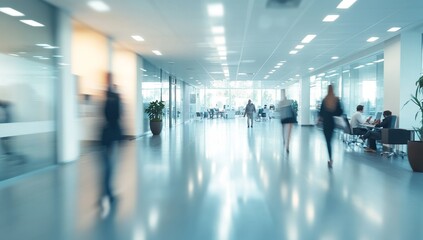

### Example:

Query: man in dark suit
xmin=100 ymin=82 xmax=123 ymax=205
xmin=362 ymin=110 xmax=393 ymax=152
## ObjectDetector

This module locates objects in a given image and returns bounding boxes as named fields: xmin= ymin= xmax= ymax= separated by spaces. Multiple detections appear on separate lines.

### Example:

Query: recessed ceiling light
xmin=323 ymin=15 xmax=339 ymax=22
xmin=87 ymin=0 xmax=110 ymax=12
xmin=220 ymin=56 xmax=227 ymax=60
xmin=295 ymin=74 xmax=300 ymax=77
xmin=275 ymin=66 xmax=281 ymax=69
xmin=289 ymin=50 xmax=298 ymax=55
xmin=0 ymin=7 xmax=24 ymax=16
xmin=337 ymin=0 xmax=357 ymax=9
xmin=331 ymin=56 xmax=339 ymax=60
xmin=212 ymin=26 xmax=225 ymax=34
xmin=366 ymin=62 xmax=374 ymax=66
xmin=214 ymin=36 xmax=225 ymax=45
xmin=277 ymin=63 xmax=284 ymax=66
xmin=238 ymin=73 xmax=247 ymax=76
xmin=387 ymin=27 xmax=401 ymax=32
xmin=140 ymin=68 xmax=147 ymax=72
xmin=132 ymin=35 xmax=144 ymax=41
xmin=36 ymin=44 xmax=51 ymax=47
xmin=9 ymin=54 xmax=19 ymax=57
xmin=301 ymin=34 xmax=316 ymax=43
xmin=53 ymin=55 xmax=63 ymax=58
xmin=208 ymin=4 xmax=224 ymax=17
xmin=354 ymin=65 xmax=365 ymax=69
xmin=20 ymin=20 xmax=44 ymax=27
xmin=152 ymin=50 xmax=162 ymax=55
xmin=308 ymin=67 xmax=314 ymax=71
xmin=367 ymin=37 xmax=379 ymax=42
xmin=374 ymin=59 xmax=384 ymax=63
xmin=217 ymin=46 xmax=226 ymax=52
xmin=295 ymin=45 xmax=304 ymax=49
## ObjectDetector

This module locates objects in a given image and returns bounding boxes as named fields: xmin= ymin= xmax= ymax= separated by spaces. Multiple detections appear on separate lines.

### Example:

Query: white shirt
xmin=350 ymin=111 xmax=365 ymax=128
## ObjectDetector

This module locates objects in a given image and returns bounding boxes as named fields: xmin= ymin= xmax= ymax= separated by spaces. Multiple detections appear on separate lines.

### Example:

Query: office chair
xmin=380 ymin=128 xmax=412 ymax=158
xmin=341 ymin=115 xmax=363 ymax=148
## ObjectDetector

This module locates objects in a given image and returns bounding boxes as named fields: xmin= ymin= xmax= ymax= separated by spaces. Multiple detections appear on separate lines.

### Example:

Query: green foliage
xmin=292 ymin=100 xmax=299 ymax=116
xmin=145 ymin=100 xmax=165 ymax=121
xmin=404 ymin=75 xmax=423 ymax=140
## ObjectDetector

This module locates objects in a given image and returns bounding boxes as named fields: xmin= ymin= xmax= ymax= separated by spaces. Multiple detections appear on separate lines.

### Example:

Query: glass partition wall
xmin=0 ymin=0 xmax=57 ymax=180
xmin=311 ymin=53 xmax=384 ymax=122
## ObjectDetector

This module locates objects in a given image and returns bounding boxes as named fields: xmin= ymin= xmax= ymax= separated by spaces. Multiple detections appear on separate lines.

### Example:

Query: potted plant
xmin=405 ymin=75 xmax=423 ymax=172
xmin=145 ymin=100 xmax=165 ymax=135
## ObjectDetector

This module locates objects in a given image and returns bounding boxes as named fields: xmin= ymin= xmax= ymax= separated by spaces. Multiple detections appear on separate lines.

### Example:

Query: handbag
xmin=279 ymin=105 xmax=294 ymax=120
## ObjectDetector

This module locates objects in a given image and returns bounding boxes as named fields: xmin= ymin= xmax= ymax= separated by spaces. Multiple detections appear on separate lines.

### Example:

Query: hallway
xmin=1 ymin=118 xmax=422 ymax=240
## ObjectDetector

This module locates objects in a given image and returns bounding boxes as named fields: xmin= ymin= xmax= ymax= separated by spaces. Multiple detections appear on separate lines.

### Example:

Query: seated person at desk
xmin=350 ymin=104 xmax=369 ymax=135
xmin=361 ymin=110 xmax=393 ymax=152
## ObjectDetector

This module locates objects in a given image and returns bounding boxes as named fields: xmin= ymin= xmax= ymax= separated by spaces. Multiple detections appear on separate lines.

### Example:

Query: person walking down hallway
xmin=244 ymin=99 xmax=256 ymax=128
xmin=278 ymin=89 xmax=297 ymax=153
xmin=318 ymin=85 xmax=343 ymax=168
xmin=100 ymin=76 xmax=123 ymax=206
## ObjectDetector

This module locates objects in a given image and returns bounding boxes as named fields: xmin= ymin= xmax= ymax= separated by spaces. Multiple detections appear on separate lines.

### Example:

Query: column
xmin=56 ymin=10 xmax=79 ymax=163
xmin=300 ymin=77 xmax=311 ymax=125
xmin=384 ymin=28 xmax=423 ymax=129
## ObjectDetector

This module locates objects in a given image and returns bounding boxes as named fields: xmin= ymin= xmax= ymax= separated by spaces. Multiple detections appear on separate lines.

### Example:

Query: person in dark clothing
xmin=100 ymin=83 xmax=123 ymax=205
xmin=362 ymin=110 xmax=393 ymax=152
xmin=318 ymin=85 xmax=343 ymax=168
xmin=0 ymin=100 xmax=12 ymax=156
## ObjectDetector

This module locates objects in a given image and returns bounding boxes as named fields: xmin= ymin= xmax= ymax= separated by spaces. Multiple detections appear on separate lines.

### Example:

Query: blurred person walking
xmin=0 ymin=100 xmax=12 ymax=158
xmin=278 ymin=90 xmax=297 ymax=153
xmin=100 ymin=77 xmax=123 ymax=205
xmin=318 ymin=85 xmax=343 ymax=168
xmin=243 ymin=99 xmax=256 ymax=128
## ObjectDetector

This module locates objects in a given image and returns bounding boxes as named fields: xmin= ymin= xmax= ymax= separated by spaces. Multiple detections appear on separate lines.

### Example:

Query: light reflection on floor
xmin=1 ymin=117 xmax=423 ymax=240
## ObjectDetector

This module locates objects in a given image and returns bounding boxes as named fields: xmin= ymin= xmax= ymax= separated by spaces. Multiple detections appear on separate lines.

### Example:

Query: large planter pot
xmin=407 ymin=141 xmax=423 ymax=172
xmin=150 ymin=121 xmax=163 ymax=135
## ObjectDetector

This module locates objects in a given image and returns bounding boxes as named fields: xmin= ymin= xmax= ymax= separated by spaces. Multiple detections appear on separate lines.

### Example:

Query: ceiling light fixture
xmin=295 ymin=45 xmax=304 ymax=49
xmin=132 ymin=35 xmax=144 ymax=41
xmin=212 ymin=26 xmax=225 ymax=34
xmin=0 ymin=7 xmax=24 ymax=16
xmin=36 ymin=44 xmax=50 ymax=47
xmin=20 ymin=20 xmax=44 ymax=27
xmin=208 ymin=4 xmax=224 ymax=17
xmin=374 ymin=59 xmax=384 ymax=63
xmin=387 ymin=27 xmax=401 ymax=32
xmin=331 ymin=56 xmax=339 ymax=60
xmin=214 ymin=36 xmax=225 ymax=45
xmin=152 ymin=50 xmax=162 ymax=55
xmin=367 ymin=37 xmax=379 ymax=42
xmin=337 ymin=0 xmax=357 ymax=9
xmin=87 ymin=0 xmax=110 ymax=12
xmin=289 ymin=50 xmax=298 ymax=55
xmin=301 ymin=34 xmax=316 ymax=43
xmin=140 ymin=68 xmax=147 ymax=72
xmin=323 ymin=15 xmax=339 ymax=22
xmin=308 ymin=67 xmax=314 ymax=71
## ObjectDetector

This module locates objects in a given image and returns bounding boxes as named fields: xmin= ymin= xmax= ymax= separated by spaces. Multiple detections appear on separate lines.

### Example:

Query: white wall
xmin=384 ymin=29 xmax=423 ymax=129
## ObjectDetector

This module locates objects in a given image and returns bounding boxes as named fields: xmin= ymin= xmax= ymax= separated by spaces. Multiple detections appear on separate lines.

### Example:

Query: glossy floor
xmin=1 ymin=118 xmax=423 ymax=240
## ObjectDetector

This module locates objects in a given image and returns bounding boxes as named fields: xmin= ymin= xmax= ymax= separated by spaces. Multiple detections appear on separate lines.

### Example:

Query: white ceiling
xmin=43 ymin=0 xmax=423 ymax=88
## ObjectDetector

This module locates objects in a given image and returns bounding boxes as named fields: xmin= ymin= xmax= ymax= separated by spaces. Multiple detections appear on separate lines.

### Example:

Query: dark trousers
xmin=323 ymin=126 xmax=335 ymax=160
xmin=102 ymin=143 xmax=115 ymax=200
xmin=353 ymin=127 xmax=368 ymax=136
xmin=363 ymin=129 xmax=381 ymax=150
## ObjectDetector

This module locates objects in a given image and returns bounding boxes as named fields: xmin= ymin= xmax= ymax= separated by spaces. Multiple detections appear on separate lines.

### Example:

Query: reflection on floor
xmin=1 ymin=118 xmax=423 ymax=240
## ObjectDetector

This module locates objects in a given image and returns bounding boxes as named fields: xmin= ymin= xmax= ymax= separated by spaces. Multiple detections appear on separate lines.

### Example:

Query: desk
xmin=360 ymin=123 xmax=376 ymax=129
